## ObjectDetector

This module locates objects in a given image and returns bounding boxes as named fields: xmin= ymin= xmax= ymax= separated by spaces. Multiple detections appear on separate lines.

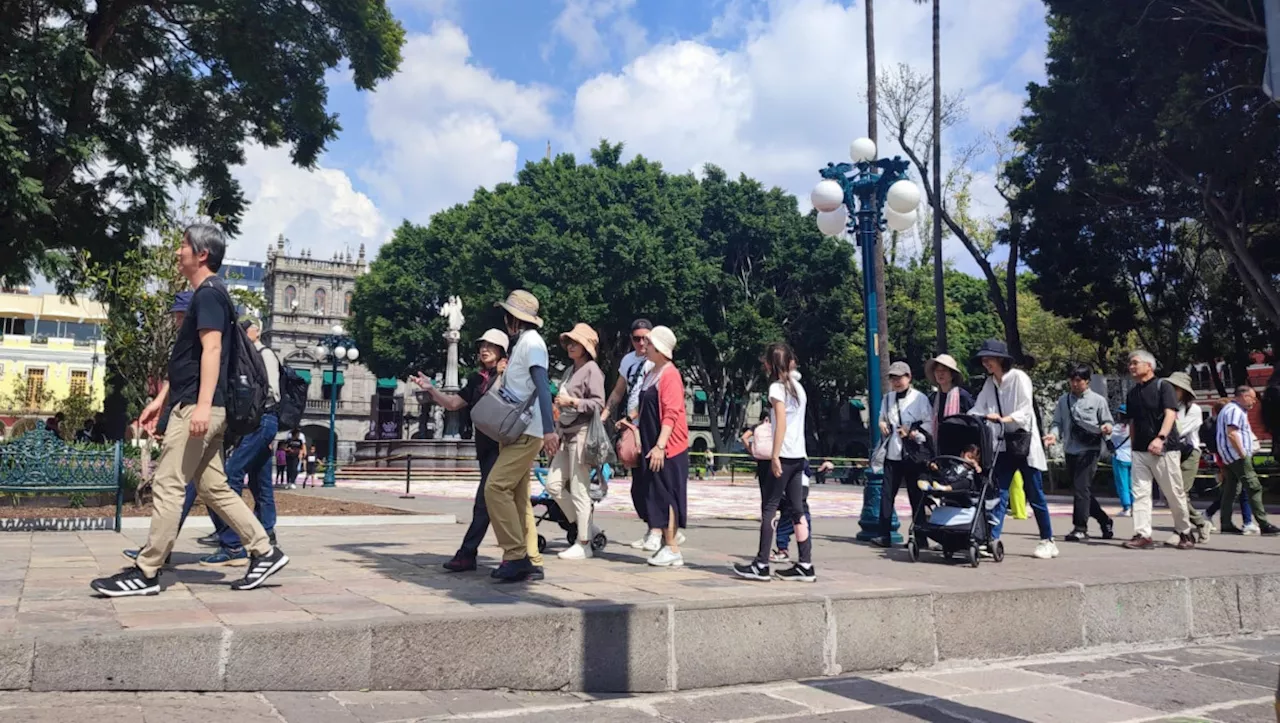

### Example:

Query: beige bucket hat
xmin=495 ymin=289 xmax=543 ymax=328
xmin=925 ymin=353 xmax=965 ymax=382
xmin=477 ymin=328 xmax=510 ymax=354
xmin=559 ymin=323 xmax=599 ymax=360
xmin=648 ymin=326 xmax=677 ymax=359
xmin=1166 ymin=371 xmax=1196 ymax=398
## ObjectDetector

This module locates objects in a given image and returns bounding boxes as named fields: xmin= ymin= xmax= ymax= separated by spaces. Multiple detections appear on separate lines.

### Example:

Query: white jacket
xmin=880 ymin=388 xmax=932 ymax=462
xmin=970 ymin=368 xmax=1047 ymax=471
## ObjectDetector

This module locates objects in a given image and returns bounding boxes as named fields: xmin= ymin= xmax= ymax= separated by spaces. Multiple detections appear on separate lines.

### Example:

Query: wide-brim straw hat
xmin=559 ymin=323 xmax=599 ymax=360
xmin=495 ymin=289 xmax=543 ymax=328
xmin=477 ymin=328 xmax=509 ymax=354
xmin=648 ymin=325 xmax=677 ymax=359
xmin=1166 ymin=371 xmax=1196 ymax=398
xmin=925 ymin=353 xmax=965 ymax=382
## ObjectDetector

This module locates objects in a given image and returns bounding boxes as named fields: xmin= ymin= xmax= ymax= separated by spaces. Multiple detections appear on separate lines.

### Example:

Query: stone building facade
xmin=262 ymin=236 xmax=384 ymax=463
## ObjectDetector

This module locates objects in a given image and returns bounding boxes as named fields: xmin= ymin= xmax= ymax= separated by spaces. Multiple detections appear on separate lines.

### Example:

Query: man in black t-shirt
xmin=91 ymin=224 xmax=290 ymax=598
xmin=1122 ymin=350 xmax=1194 ymax=550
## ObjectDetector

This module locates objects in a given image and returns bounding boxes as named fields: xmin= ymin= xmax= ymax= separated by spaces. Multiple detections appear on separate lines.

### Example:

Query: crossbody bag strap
xmin=992 ymin=380 xmax=1006 ymax=441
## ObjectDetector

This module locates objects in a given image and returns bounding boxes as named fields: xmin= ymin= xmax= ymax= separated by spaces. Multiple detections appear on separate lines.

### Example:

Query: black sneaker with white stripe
xmin=774 ymin=563 xmax=817 ymax=582
xmin=230 ymin=546 xmax=290 ymax=591
xmin=731 ymin=561 xmax=771 ymax=581
xmin=90 ymin=567 xmax=160 ymax=597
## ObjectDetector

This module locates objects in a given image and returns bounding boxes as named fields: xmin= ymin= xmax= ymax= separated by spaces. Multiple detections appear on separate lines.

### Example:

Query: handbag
xmin=896 ymin=395 xmax=935 ymax=466
xmin=555 ymin=367 xmax=581 ymax=428
xmin=994 ymin=382 xmax=1033 ymax=457
xmin=470 ymin=373 xmax=539 ymax=446
xmin=1068 ymin=395 xmax=1104 ymax=448
xmin=615 ymin=419 xmax=642 ymax=468
xmin=750 ymin=420 xmax=774 ymax=460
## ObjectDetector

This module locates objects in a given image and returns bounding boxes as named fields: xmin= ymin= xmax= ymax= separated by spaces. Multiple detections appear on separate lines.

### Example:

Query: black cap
xmin=631 ymin=318 xmax=653 ymax=332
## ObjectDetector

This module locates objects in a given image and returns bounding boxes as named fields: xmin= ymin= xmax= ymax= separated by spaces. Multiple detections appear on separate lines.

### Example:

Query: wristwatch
xmin=1157 ymin=434 xmax=1167 ymax=440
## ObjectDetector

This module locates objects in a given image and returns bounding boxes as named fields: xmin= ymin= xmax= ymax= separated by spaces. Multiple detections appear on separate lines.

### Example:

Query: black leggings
xmin=756 ymin=458 xmax=811 ymax=565
xmin=882 ymin=459 xmax=926 ymax=544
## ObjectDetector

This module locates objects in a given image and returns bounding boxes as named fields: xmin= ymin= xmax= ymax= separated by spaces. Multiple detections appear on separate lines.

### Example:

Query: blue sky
xmin=207 ymin=0 xmax=1050 ymax=275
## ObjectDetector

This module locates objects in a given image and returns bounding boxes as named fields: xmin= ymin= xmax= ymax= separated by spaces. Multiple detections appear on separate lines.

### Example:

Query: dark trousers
xmin=756 ymin=458 xmax=811 ymax=565
xmin=881 ymin=459 xmax=925 ymax=544
xmin=214 ymin=413 xmax=278 ymax=549
xmin=286 ymin=455 xmax=300 ymax=486
xmin=457 ymin=446 xmax=501 ymax=558
xmin=776 ymin=485 xmax=811 ymax=550
xmin=1067 ymin=451 xmax=1111 ymax=532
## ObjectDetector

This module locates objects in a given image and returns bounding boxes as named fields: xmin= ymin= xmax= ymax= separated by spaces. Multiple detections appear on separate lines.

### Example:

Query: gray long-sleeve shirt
xmin=1049 ymin=389 xmax=1113 ymax=456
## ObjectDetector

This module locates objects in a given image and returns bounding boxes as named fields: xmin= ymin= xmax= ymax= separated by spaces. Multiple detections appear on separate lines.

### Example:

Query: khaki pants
xmin=1178 ymin=448 xmax=1207 ymax=529
xmin=543 ymin=435 xmax=593 ymax=542
xmin=136 ymin=405 xmax=271 ymax=577
xmin=484 ymin=434 xmax=546 ymax=563
xmin=1132 ymin=450 xmax=1191 ymax=539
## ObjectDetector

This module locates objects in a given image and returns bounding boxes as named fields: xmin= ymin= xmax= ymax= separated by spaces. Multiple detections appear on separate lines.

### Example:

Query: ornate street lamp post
xmin=313 ymin=325 xmax=359 ymax=487
xmin=811 ymin=137 xmax=921 ymax=543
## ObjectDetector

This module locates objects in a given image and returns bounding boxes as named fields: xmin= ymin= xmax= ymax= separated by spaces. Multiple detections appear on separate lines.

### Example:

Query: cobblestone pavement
xmin=2 ymin=636 xmax=1277 ymax=722
xmin=3 ymin=487 xmax=1279 ymax=636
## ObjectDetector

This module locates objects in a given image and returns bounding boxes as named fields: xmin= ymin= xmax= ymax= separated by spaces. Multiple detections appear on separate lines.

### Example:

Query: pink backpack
xmin=750 ymin=420 xmax=774 ymax=460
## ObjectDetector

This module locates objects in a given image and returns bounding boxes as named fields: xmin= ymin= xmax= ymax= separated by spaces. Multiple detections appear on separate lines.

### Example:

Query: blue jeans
xmin=212 ymin=413 xmax=278 ymax=549
xmin=991 ymin=455 xmax=1053 ymax=541
xmin=178 ymin=482 xmax=197 ymax=530
xmin=1204 ymin=489 xmax=1254 ymax=526
xmin=1113 ymin=460 xmax=1133 ymax=510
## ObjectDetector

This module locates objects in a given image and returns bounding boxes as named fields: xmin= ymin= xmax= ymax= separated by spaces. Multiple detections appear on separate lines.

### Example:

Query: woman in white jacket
xmin=873 ymin=361 xmax=934 ymax=549
xmin=969 ymin=340 xmax=1058 ymax=560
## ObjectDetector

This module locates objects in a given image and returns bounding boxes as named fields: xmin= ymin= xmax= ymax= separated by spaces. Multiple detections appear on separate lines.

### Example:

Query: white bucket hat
xmin=477 ymin=328 xmax=509 ymax=354
xmin=648 ymin=325 xmax=677 ymax=359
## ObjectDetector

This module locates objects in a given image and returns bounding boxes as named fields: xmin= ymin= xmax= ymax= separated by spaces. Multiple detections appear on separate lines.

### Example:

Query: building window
xmin=26 ymin=369 xmax=45 ymax=406
xmin=284 ymin=285 xmax=297 ymax=310
xmin=69 ymin=370 xmax=88 ymax=397
xmin=344 ymin=291 xmax=353 ymax=315
xmin=314 ymin=288 xmax=327 ymax=313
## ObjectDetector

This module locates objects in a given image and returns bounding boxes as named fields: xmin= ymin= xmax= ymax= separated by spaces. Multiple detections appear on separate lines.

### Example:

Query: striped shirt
xmin=1216 ymin=401 xmax=1254 ymax=465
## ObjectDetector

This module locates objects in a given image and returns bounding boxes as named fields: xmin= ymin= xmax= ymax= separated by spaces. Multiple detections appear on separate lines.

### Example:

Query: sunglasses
xmin=631 ymin=335 xmax=648 ymax=342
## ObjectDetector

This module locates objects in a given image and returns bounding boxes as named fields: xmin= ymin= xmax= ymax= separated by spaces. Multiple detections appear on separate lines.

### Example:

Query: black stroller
xmin=530 ymin=463 xmax=611 ymax=553
xmin=906 ymin=415 xmax=1004 ymax=567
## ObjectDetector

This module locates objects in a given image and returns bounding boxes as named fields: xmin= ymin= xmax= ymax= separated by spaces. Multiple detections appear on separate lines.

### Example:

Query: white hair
xmin=1129 ymin=350 xmax=1157 ymax=369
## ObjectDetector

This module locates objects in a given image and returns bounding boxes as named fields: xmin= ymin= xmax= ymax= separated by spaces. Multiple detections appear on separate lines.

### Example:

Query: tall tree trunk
xmin=1004 ymin=208 xmax=1025 ymax=362
xmin=931 ymin=0 xmax=947 ymax=354
xmin=867 ymin=0 xmax=890 ymax=393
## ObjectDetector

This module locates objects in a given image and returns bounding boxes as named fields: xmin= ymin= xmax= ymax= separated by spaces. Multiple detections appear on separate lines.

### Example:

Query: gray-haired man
xmin=1122 ymin=350 xmax=1193 ymax=550
xmin=92 ymin=224 xmax=290 ymax=597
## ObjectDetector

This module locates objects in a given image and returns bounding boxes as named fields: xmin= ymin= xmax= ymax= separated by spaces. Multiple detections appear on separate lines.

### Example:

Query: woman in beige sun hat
xmin=1166 ymin=371 xmax=1213 ymax=542
xmin=548 ymin=323 xmax=606 ymax=560
xmin=925 ymin=353 xmax=974 ymax=438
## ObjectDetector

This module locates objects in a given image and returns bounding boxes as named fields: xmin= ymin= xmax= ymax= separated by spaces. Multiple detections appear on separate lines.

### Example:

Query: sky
xmin=185 ymin=0 xmax=1051 ymax=270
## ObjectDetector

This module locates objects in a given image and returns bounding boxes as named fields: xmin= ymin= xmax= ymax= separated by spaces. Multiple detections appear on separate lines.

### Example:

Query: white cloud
xmin=225 ymin=144 xmax=388 ymax=263
xmin=550 ymin=0 xmax=647 ymax=67
xmin=358 ymin=22 xmax=558 ymax=225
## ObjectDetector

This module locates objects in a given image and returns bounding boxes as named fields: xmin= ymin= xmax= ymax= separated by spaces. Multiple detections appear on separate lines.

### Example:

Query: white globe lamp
xmin=333 ymin=345 xmax=347 ymax=360
xmin=315 ymin=345 xmax=328 ymax=359
xmin=885 ymin=207 xmax=918 ymax=232
xmin=346 ymin=347 xmax=360 ymax=361
xmin=332 ymin=325 xmax=344 ymax=335
xmin=810 ymin=180 xmax=845 ymax=213
xmin=886 ymin=180 xmax=921 ymax=214
xmin=849 ymin=137 xmax=877 ymax=163
xmin=816 ymin=206 xmax=850 ymax=237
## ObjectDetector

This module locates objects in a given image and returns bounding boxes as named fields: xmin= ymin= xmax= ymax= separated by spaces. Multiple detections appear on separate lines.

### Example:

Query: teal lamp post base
xmin=855 ymin=471 xmax=902 ymax=544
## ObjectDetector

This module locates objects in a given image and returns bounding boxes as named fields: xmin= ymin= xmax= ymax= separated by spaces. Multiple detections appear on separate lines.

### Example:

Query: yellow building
xmin=0 ymin=291 xmax=107 ymax=428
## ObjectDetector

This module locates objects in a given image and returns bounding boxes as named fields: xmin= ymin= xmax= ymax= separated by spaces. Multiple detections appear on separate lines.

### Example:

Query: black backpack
xmin=207 ymin=279 xmax=271 ymax=442
xmin=275 ymin=358 xmax=309 ymax=430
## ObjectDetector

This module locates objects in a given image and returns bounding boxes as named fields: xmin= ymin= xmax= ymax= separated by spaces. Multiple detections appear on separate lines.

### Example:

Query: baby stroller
xmin=906 ymin=415 xmax=1004 ymax=567
xmin=531 ymin=463 xmax=611 ymax=554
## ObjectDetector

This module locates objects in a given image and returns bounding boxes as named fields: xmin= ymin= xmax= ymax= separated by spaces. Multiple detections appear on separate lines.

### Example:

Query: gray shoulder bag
xmin=470 ymin=333 xmax=540 ymax=445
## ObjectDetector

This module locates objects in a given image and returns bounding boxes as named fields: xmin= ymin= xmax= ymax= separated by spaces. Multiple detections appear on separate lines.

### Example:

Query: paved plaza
xmin=1 ymin=635 xmax=1277 ymax=722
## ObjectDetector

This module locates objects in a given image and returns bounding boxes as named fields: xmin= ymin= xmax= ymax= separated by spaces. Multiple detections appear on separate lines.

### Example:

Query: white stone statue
xmin=440 ymin=296 xmax=464 ymax=332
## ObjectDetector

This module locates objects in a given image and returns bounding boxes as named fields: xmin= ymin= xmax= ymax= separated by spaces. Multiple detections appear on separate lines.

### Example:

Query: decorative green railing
xmin=0 ymin=422 xmax=124 ymax=531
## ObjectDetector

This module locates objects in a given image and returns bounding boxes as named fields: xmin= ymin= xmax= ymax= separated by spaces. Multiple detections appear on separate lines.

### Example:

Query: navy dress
xmin=638 ymin=382 xmax=688 ymax=530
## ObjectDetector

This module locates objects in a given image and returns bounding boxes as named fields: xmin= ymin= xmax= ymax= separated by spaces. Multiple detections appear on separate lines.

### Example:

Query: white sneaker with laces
xmin=647 ymin=546 xmax=684 ymax=567
xmin=1033 ymin=540 xmax=1055 ymax=560
xmin=1243 ymin=522 xmax=1261 ymax=536
xmin=558 ymin=543 xmax=592 ymax=560
xmin=676 ymin=530 xmax=687 ymax=545
xmin=640 ymin=532 xmax=662 ymax=552
xmin=629 ymin=529 xmax=654 ymax=549
xmin=1049 ymin=540 xmax=1060 ymax=558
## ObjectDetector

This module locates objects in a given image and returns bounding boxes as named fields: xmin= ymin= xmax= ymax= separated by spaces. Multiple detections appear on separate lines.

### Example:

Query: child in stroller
xmin=907 ymin=415 xmax=1004 ymax=567
xmin=531 ymin=463 xmax=611 ymax=554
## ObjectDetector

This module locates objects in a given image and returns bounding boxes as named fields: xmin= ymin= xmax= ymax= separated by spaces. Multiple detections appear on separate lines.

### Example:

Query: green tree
xmin=54 ymin=390 xmax=98 ymax=443
xmin=1010 ymin=0 xmax=1280 ymax=363
xmin=0 ymin=2 xmax=405 ymax=290
xmin=1 ymin=371 xmax=56 ymax=413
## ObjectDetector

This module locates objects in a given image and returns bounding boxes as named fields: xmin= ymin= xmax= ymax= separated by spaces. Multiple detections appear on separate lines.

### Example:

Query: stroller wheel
xmin=906 ymin=539 xmax=919 ymax=563
xmin=967 ymin=543 xmax=980 ymax=568
xmin=592 ymin=531 xmax=607 ymax=552
xmin=992 ymin=540 xmax=1005 ymax=563
xmin=537 ymin=535 xmax=547 ymax=554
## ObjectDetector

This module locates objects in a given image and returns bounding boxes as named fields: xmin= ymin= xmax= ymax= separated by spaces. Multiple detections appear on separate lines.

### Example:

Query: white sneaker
xmin=640 ymin=532 xmax=662 ymax=552
xmin=676 ymin=530 xmax=687 ymax=545
xmin=647 ymin=546 xmax=684 ymax=567
xmin=1243 ymin=522 xmax=1261 ymax=536
xmin=1033 ymin=540 xmax=1056 ymax=560
xmin=629 ymin=529 xmax=653 ymax=549
xmin=558 ymin=543 xmax=592 ymax=560
xmin=1049 ymin=540 xmax=1060 ymax=558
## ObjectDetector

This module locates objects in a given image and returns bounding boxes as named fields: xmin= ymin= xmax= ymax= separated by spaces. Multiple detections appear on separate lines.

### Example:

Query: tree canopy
xmin=1010 ymin=0 xmax=1280 ymax=371
xmin=0 ymin=1 xmax=405 ymax=291
xmin=351 ymin=142 xmax=863 ymax=452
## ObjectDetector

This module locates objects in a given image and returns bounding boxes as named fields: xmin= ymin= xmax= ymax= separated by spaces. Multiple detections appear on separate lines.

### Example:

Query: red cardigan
xmin=655 ymin=364 xmax=689 ymax=457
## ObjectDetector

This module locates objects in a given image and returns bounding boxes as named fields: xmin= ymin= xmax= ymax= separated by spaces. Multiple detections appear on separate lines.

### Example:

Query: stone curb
xmin=5 ymin=571 xmax=1278 ymax=693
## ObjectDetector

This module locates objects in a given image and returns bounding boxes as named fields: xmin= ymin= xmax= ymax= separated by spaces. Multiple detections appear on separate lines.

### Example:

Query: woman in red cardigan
xmin=638 ymin=325 xmax=689 ymax=567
